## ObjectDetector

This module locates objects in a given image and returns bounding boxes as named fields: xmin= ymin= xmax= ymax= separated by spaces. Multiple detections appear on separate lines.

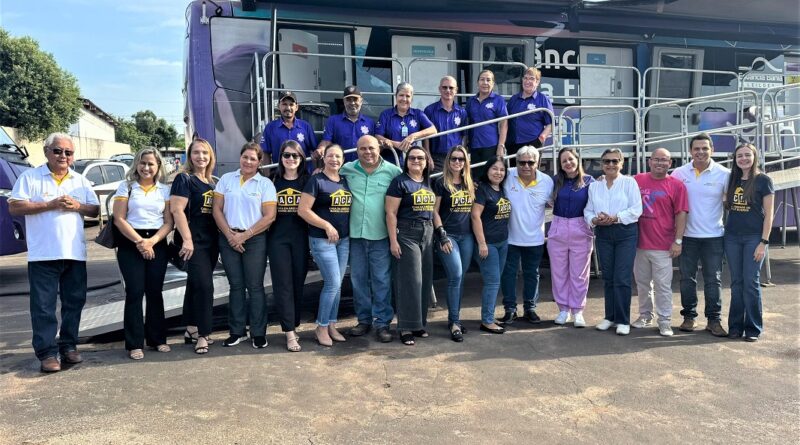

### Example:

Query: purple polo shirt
xmin=466 ymin=92 xmax=508 ymax=149
xmin=259 ymin=117 xmax=317 ymax=164
xmin=507 ymin=91 xmax=554 ymax=145
xmin=322 ymin=113 xmax=375 ymax=162
xmin=423 ymin=100 xmax=467 ymax=154
xmin=552 ymin=174 xmax=594 ymax=218
xmin=375 ymin=107 xmax=434 ymax=142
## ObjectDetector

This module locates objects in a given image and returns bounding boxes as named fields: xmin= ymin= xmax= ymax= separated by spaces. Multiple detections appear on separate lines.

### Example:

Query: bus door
xmin=579 ymin=46 xmax=635 ymax=151
xmin=277 ymin=28 xmax=322 ymax=103
xmin=391 ymin=35 xmax=457 ymax=109
xmin=470 ymin=37 xmax=535 ymax=97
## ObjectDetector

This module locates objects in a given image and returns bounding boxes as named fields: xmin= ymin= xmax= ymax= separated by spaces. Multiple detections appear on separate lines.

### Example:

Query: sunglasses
xmin=602 ymin=158 xmax=621 ymax=165
xmin=517 ymin=160 xmax=536 ymax=167
xmin=50 ymin=148 xmax=75 ymax=157
xmin=282 ymin=152 xmax=301 ymax=160
xmin=439 ymin=86 xmax=456 ymax=90
xmin=449 ymin=157 xmax=466 ymax=163
xmin=408 ymin=156 xmax=427 ymax=162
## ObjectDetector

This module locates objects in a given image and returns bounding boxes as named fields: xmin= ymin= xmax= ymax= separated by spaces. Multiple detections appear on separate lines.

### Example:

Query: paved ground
xmin=0 ymin=228 xmax=798 ymax=444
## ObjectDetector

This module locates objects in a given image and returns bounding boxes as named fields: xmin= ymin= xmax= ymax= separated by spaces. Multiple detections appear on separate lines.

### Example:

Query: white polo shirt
xmin=213 ymin=170 xmax=277 ymax=230
xmin=113 ymin=181 xmax=171 ymax=229
xmin=503 ymin=168 xmax=554 ymax=246
xmin=9 ymin=164 xmax=100 ymax=261
xmin=671 ymin=159 xmax=730 ymax=238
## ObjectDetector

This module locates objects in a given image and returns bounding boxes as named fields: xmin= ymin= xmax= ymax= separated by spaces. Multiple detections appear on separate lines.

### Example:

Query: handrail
xmin=558 ymin=104 xmax=641 ymax=172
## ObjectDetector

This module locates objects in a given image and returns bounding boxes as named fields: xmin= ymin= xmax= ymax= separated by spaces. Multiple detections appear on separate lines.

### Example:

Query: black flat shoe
xmin=450 ymin=328 xmax=464 ymax=342
xmin=412 ymin=330 xmax=429 ymax=338
xmin=480 ymin=324 xmax=505 ymax=334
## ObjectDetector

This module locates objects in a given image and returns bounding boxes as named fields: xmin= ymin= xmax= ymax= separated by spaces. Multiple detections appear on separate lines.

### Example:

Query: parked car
xmin=71 ymin=159 xmax=128 ymax=217
xmin=0 ymin=127 xmax=32 ymax=256
xmin=162 ymin=155 xmax=176 ymax=175
xmin=109 ymin=153 xmax=134 ymax=167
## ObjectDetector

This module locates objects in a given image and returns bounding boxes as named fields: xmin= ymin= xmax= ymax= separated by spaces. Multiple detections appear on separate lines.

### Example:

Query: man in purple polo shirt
xmin=260 ymin=91 xmax=317 ymax=166
xmin=423 ymin=76 xmax=467 ymax=173
xmin=316 ymin=85 xmax=375 ymax=163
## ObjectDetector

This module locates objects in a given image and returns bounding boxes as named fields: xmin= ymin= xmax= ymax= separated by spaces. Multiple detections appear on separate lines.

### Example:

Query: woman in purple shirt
xmin=507 ymin=67 xmax=553 ymax=159
xmin=466 ymin=70 xmax=508 ymax=176
xmin=376 ymin=82 xmax=437 ymax=165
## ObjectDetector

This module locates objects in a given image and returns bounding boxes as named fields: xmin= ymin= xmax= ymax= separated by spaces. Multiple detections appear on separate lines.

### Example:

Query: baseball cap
xmin=343 ymin=85 xmax=362 ymax=98
xmin=279 ymin=91 xmax=297 ymax=103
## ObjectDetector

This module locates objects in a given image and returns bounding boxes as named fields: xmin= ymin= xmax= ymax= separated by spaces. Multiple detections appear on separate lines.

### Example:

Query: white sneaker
xmin=554 ymin=311 xmax=570 ymax=325
xmin=616 ymin=324 xmax=631 ymax=335
xmin=631 ymin=316 xmax=653 ymax=329
xmin=658 ymin=320 xmax=674 ymax=337
xmin=573 ymin=312 xmax=586 ymax=328
xmin=596 ymin=319 xmax=616 ymax=331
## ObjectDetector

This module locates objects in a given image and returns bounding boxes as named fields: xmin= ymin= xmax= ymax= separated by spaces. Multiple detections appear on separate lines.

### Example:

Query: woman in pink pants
xmin=547 ymin=147 xmax=594 ymax=327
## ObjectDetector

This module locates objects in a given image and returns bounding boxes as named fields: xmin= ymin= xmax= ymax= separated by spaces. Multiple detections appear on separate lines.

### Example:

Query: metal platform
xmin=768 ymin=166 xmax=800 ymax=191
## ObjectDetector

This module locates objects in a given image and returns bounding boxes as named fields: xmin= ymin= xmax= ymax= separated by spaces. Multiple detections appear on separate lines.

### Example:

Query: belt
xmin=230 ymin=228 xmax=247 ymax=233
xmin=397 ymin=219 xmax=432 ymax=227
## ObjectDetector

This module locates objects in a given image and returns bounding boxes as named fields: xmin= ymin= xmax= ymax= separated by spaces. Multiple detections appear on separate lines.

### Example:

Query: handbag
xmin=94 ymin=182 xmax=132 ymax=248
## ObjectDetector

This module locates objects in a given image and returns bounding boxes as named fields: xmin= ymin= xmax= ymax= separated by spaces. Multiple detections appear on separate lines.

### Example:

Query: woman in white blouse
xmin=584 ymin=148 xmax=642 ymax=335
xmin=113 ymin=148 xmax=174 ymax=360
xmin=212 ymin=142 xmax=277 ymax=349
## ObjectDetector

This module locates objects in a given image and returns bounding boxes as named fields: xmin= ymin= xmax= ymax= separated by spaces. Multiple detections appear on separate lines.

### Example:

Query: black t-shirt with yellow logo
xmin=725 ymin=174 xmax=774 ymax=236
xmin=272 ymin=175 xmax=309 ymax=237
xmin=169 ymin=173 xmax=217 ymax=246
xmin=475 ymin=182 xmax=511 ymax=244
xmin=304 ymin=172 xmax=352 ymax=239
xmin=387 ymin=173 xmax=435 ymax=222
xmin=433 ymin=177 xmax=472 ymax=235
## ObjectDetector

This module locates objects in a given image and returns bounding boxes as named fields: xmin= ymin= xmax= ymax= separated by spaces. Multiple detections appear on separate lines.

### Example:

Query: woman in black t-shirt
xmin=471 ymin=156 xmax=511 ymax=334
xmin=298 ymin=144 xmax=351 ymax=347
xmin=432 ymin=145 xmax=475 ymax=342
xmin=170 ymin=138 xmax=219 ymax=354
xmin=723 ymin=143 xmax=774 ymax=342
xmin=269 ymin=140 xmax=309 ymax=352
xmin=386 ymin=146 xmax=435 ymax=346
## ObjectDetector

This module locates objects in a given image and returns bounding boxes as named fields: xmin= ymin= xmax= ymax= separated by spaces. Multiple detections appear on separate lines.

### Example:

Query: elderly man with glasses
xmin=423 ymin=76 xmax=467 ymax=173
xmin=9 ymin=133 xmax=100 ymax=372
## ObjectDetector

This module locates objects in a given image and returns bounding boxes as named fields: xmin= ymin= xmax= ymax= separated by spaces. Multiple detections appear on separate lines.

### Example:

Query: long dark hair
xmin=725 ymin=143 xmax=762 ymax=209
xmin=273 ymin=140 xmax=308 ymax=181
xmin=403 ymin=146 xmax=434 ymax=185
xmin=551 ymin=147 xmax=587 ymax=202
xmin=479 ymin=156 xmax=508 ymax=189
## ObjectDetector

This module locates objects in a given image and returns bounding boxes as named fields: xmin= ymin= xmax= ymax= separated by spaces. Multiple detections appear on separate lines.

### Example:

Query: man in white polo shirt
xmin=670 ymin=133 xmax=730 ymax=337
xmin=9 ymin=133 xmax=100 ymax=372
xmin=500 ymin=145 xmax=554 ymax=324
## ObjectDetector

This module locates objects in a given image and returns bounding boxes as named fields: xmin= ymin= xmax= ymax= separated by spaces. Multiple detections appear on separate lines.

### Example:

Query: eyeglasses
xmin=408 ymin=156 xmax=426 ymax=162
xmin=449 ymin=157 xmax=466 ymax=163
xmin=439 ymin=86 xmax=456 ymax=90
xmin=50 ymin=148 xmax=75 ymax=157
xmin=651 ymin=158 xmax=671 ymax=163
xmin=523 ymin=76 xmax=538 ymax=82
xmin=282 ymin=152 xmax=301 ymax=160
xmin=602 ymin=158 xmax=621 ymax=165
xmin=518 ymin=160 xmax=536 ymax=167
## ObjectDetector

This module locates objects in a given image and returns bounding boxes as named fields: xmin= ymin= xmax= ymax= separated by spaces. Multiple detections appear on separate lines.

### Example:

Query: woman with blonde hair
xmin=171 ymin=138 xmax=219 ymax=354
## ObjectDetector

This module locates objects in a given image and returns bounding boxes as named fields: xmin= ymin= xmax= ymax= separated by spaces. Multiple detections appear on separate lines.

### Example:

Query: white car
xmin=71 ymin=159 xmax=129 ymax=217
xmin=109 ymin=153 xmax=134 ymax=167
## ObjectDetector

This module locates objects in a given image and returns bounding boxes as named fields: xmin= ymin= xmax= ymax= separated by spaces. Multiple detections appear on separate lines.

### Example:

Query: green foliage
xmin=0 ymin=28 xmax=81 ymax=140
xmin=115 ymin=110 xmax=182 ymax=151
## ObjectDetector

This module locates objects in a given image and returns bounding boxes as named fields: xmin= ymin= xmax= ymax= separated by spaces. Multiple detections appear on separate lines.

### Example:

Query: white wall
xmin=3 ymin=126 xmax=131 ymax=167
xmin=68 ymin=109 xmax=116 ymax=142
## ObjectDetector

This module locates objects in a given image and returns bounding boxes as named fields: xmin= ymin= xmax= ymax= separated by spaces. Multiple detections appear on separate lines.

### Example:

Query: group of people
xmin=9 ymin=72 xmax=774 ymax=373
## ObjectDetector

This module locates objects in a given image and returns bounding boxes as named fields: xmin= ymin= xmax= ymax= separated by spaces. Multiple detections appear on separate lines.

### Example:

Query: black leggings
xmin=268 ymin=229 xmax=309 ymax=331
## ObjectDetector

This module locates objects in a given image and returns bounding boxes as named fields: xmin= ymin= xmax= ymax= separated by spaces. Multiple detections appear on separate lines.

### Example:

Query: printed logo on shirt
xmin=640 ymin=188 xmax=667 ymax=216
xmin=297 ymin=133 xmax=305 ymax=143
xmin=411 ymin=188 xmax=435 ymax=212
xmin=329 ymin=189 xmax=352 ymax=213
xmin=730 ymin=186 xmax=750 ymax=213
xmin=485 ymin=102 xmax=494 ymax=109
xmin=450 ymin=190 xmax=473 ymax=213
xmin=409 ymin=119 xmax=418 ymax=129
xmin=360 ymin=125 xmax=370 ymax=135
xmin=201 ymin=190 xmax=214 ymax=213
xmin=527 ymin=103 xmax=536 ymax=110
xmin=495 ymin=197 xmax=511 ymax=220
xmin=454 ymin=116 xmax=461 ymax=126
xmin=277 ymin=188 xmax=302 ymax=213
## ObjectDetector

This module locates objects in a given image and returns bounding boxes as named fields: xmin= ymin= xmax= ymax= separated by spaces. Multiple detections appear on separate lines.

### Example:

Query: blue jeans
xmin=436 ymin=233 xmax=475 ymax=325
xmin=475 ymin=240 xmax=508 ymax=324
xmin=679 ymin=236 xmax=724 ymax=321
xmin=310 ymin=236 xmax=350 ymax=327
xmin=349 ymin=237 xmax=393 ymax=328
xmin=595 ymin=224 xmax=638 ymax=325
xmin=219 ymin=232 xmax=268 ymax=337
xmin=501 ymin=244 xmax=544 ymax=312
xmin=28 ymin=260 xmax=87 ymax=360
xmin=724 ymin=234 xmax=765 ymax=337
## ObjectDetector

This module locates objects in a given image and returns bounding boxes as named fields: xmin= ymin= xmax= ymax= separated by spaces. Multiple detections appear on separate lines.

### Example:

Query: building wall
xmin=2 ymin=126 xmax=131 ymax=167
xmin=68 ymin=109 xmax=116 ymax=142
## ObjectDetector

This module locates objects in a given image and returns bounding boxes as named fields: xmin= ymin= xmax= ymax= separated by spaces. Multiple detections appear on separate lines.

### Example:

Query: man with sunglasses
xmin=423 ymin=76 xmax=467 ymax=173
xmin=316 ymin=85 xmax=375 ymax=163
xmin=9 ymin=133 xmax=100 ymax=372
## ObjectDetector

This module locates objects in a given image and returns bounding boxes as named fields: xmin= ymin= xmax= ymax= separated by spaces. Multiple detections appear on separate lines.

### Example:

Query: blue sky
xmin=0 ymin=0 xmax=188 ymax=131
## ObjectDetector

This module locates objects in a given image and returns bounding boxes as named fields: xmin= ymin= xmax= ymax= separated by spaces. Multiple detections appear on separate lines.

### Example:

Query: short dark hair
xmin=274 ymin=140 xmax=308 ymax=180
xmin=690 ymin=133 xmax=713 ymax=149
xmin=402 ymin=146 xmax=434 ymax=185
xmin=240 ymin=142 xmax=263 ymax=160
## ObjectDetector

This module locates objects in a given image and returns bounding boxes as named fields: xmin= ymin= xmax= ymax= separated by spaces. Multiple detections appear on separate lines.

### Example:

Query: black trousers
xmin=393 ymin=220 xmax=433 ymax=331
xmin=180 ymin=225 xmax=219 ymax=337
xmin=117 ymin=229 xmax=169 ymax=350
xmin=268 ymin=228 xmax=309 ymax=331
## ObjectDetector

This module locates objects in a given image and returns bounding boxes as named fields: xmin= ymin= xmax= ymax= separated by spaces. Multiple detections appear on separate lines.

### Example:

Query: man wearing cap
xmin=423 ymin=76 xmax=467 ymax=173
xmin=260 ymin=91 xmax=318 ymax=165
xmin=316 ymin=85 xmax=375 ymax=163
xmin=9 ymin=133 xmax=100 ymax=373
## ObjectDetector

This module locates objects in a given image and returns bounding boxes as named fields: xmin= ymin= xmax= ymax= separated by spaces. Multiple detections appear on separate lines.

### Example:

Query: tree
xmin=115 ymin=118 xmax=149 ymax=152
xmin=0 ymin=28 xmax=81 ymax=140
xmin=115 ymin=110 xmax=182 ymax=151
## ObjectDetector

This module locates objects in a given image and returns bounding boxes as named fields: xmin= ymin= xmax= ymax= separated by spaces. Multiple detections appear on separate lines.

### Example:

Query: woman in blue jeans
xmin=433 ymin=145 xmax=475 ymax=342
xmin=471 ymin=157 xmax=511 ymax=334
xmin=299 ymin=144 xmax=351 ymax=347
xmin=212 ymin=142 xmax=277 ymax=349
xmin=723 ymin=143 xmax=774 ymax=342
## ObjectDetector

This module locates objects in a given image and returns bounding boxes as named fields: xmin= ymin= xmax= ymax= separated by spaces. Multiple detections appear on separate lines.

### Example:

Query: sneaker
xmin=679 ymin=318 xmax=696 ymax=332
xmin=554 ymin=311 xmax=570 ymax=325
xmin=498 ymin=311 xmax=518 ymax=324
xmin=658 ymin=320 xmax=674 ymax=337
xmin=596 ymin=319 xmax=616 ymax=331
xmin=706 ymin=320 xmax=728 ymax=337
xmin=573 ymin=312 xmax=586 ymax=328
xmin=616 ymin=324 xmax=631 ymax=335
xmin=349 ymin=323 xmax=372 ymax=337
xmin=252 ymin=336 xmax=268 ymax=349
xmin=222 ymin=334 xmax=246 ymax=347
xmin=631 ymin=316 xmax=653 ymax=329
xmin=743 ymin=336 xmax=759 ymax=342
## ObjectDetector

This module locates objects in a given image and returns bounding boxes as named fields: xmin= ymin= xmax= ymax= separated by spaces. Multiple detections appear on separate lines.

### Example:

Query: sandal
xmin=400 ymin=332 xmax=415 ymax=346
xmin=185 ymin=328 xmax=214 ymax=345
xmin=286 ymin=332 xmax=301 ymax=352
xmin=129 ymin=349 xmax=144 ymax=360
xmin=412 ymin=330 xmax=429 ymax=338
xmin=194 ymin=337 xmax=209 ymax=355
xmin=155 ymin=344 xmax=171 ymax=353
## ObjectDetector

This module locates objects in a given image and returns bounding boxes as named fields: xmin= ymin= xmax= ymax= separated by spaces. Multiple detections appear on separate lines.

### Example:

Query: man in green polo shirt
xmin=340 ymin=135 xmax=402 ymax=342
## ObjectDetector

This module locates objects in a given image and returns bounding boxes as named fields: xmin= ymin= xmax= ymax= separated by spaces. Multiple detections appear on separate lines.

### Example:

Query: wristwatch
xmin=674 ymin=239 xmax=683 ymax=245
xmin=760 ymin=239 xmax=769 ymax=245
